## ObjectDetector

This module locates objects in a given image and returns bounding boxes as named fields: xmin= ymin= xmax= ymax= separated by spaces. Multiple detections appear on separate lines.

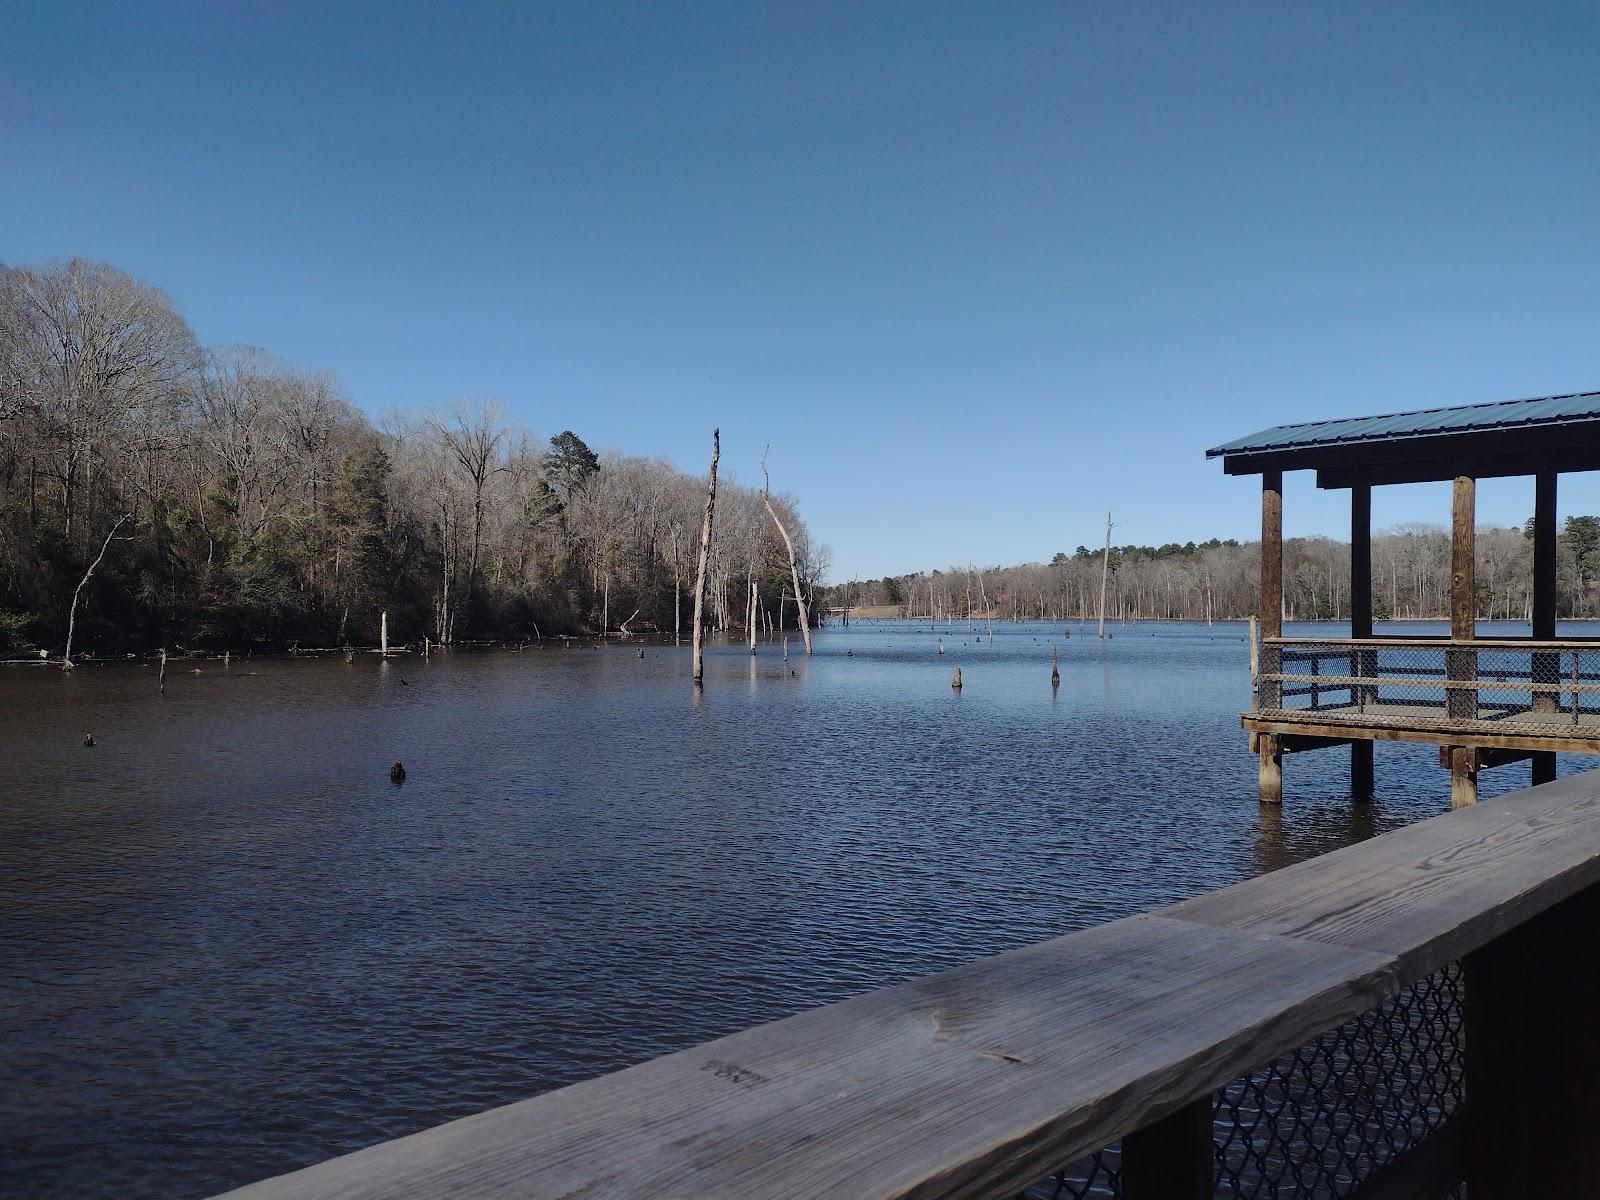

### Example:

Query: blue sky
xmin=3 ymin=2 xmax=1597 ymax=581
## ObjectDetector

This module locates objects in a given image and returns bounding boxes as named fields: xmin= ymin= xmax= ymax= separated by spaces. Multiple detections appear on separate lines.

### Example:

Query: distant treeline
xmin=823 ymin=520 xmax=1600 ymax=623
xmin=0 ymin=258 xmax=824 ymax=657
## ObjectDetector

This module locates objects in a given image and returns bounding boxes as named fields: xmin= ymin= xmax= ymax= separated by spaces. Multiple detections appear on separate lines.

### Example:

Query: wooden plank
xmin=212 ymin=917 xmax=1396 ymax=1200
xmin=1280 ymin=734 xmax=1356 ymax=753
xmin=1269 ymin=635 xmax=1600 ymax=650
xmin=1165 ymin=769 xmax=1600 ymax=981
xmin=1477 ymin=747 xmax=1534 ymax=770
xmin=1265 ymin=671 xmax=1600 ymax=695
xmin=1241 ymin=713 xmax=1600 ymax=755
xmin=1121 ymin=1097 xmax=1211 ymax=1200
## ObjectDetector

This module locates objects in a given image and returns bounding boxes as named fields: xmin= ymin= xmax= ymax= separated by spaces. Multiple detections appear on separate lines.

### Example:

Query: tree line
xmin=824 ymin=520 xmax=1600 ymax=624
xmin=0 ymin=258 xmax=824 ymax=658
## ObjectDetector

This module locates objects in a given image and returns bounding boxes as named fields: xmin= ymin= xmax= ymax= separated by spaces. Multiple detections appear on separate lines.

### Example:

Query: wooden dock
xmin=1210 ymin=392 xmax=1600 ymax=805
xmin=212 ymin=769 xmax=1600 ymax=1199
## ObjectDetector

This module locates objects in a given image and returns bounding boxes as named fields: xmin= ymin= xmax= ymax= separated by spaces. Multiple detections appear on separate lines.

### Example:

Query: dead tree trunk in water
xmin=670 ymin=522 xmax=684 ymax=643
xmin=761 ymin=446 xmax=812 ymax=656
xmin=691 ymin=429 xmax=720 ymax=684
xmin=1098 ymin=511 xmax=1113 ymax=640
xmin=747 ymin=575 xmax=757 ymax=655
xmin=64 ymin=513 xmax=129 ymax=669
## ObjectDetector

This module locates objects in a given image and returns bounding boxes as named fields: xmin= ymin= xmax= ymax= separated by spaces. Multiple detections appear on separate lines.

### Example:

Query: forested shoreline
xmin=0 ymin=258 xmax=824 ymax=659
xmin=825 ymin=519 xmax=1600 ymax=624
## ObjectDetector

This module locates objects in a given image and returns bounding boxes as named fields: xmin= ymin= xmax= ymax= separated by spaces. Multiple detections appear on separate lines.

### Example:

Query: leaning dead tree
xmin=691 ymin=429 xmax=720 ymax=684
xmin=761 ymin=446 xmax=812 ymax=656
xmin=64 ymin=513 xmax=130 ymax=669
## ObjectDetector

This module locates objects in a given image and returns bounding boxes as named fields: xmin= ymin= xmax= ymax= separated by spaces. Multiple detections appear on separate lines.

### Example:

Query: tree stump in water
xmin=951 ymin=666 xmax=962 ymax=690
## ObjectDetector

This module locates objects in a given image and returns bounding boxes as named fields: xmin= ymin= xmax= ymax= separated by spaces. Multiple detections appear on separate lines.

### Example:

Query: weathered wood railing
xmin=215 ymin=771 xmax=1600 ymax=1199
xmin=1259 ymin=636 xmax=1600 ymax=733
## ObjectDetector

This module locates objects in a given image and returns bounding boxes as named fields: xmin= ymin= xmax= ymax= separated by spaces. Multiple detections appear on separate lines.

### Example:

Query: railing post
xmin=1574 ymin=651 xmax=1582 ymax=727
xmin=1122 ymin=1097 xmax=1213 ymax=1200
xmin=1466 ymin=882 xmax=1600 ymax=1198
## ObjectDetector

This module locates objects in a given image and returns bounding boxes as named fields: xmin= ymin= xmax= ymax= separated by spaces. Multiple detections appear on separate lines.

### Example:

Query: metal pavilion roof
xmin=1207 ymin=389 xmax=1600 ymax=460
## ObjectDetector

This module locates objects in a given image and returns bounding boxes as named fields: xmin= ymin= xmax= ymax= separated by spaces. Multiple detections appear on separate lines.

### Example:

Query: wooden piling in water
xmin=951 ymin=666 xmax=962 ymax=691
xmin=1257 ymin=732 xmax=1281 ymax=804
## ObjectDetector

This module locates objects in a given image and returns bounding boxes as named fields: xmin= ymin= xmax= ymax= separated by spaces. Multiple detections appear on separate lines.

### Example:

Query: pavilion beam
xmin=1316 ymin=444 xmax=1600 ymax=489
xmin=1350 ymin=484 xmax=1374 ymax=798
xmin=1447 ymin=473 xmax=1478 ymax=804
xmin=1533 ymin=471 xmax=1559 ymax=784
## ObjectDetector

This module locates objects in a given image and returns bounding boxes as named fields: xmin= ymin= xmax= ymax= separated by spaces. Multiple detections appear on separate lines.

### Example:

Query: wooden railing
xmin=213 ymin=772 xmax=1600 ymax=1199
xmin=1255 ymin=636 xmax=1600 ymax=736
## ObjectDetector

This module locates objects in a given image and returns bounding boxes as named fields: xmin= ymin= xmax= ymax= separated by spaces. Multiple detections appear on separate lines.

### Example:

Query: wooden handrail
xmin=1266 ymin=635 xmax=1600 ymax=650
xmin=213 ymin=774 xmax=1600 ymax=1200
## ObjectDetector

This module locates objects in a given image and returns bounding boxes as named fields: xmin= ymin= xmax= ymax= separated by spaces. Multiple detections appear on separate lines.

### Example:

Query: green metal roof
xmin=1208 ymin=390 xmax=1600 ymax=460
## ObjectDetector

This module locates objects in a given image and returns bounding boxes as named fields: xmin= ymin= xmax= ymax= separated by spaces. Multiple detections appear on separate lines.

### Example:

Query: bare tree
xmin=760 ymin=446 xmax=812 ymax=655
xmin=691 ymin=430 xmax=719 ymax=684
xmin=427 ymin=400 xmax=508 ymax=638
xmin=63 ymin=512 xmax=130 ymax=668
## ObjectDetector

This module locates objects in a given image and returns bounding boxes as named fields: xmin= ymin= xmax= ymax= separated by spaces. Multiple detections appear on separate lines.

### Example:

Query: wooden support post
xmin=1449 ymin=744 xmax=1477 ymax=809
xmin=1351 ymin=484 xmax=1377 ymax=712
xmin=1532 ymin=754 xmax=1559 ymax=785
xmin=1350 ymin=741 xmax=1374 ymax=799
xmin=1258 ymin=732 xmax=1282 ymax=805
xmin=1122 ymin=1097 xmax=1212 ymax=1200
xmin=1447 ymin=474 xmax=1476 ymax=722
xmin=1533 ymin=472 xmax=1558 ymax=784
xmin=1466 ymin=882 xmax=1600 ymax=1198
xmin=1259 ymin=471 xmax=1282 ymax=711
xmin=1351 ymin=484 xmax=1372 ymax=638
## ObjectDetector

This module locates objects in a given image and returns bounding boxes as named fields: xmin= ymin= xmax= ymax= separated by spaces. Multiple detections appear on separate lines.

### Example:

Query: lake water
xmin=1 ymin=620 xmax=1583 ymax=1198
